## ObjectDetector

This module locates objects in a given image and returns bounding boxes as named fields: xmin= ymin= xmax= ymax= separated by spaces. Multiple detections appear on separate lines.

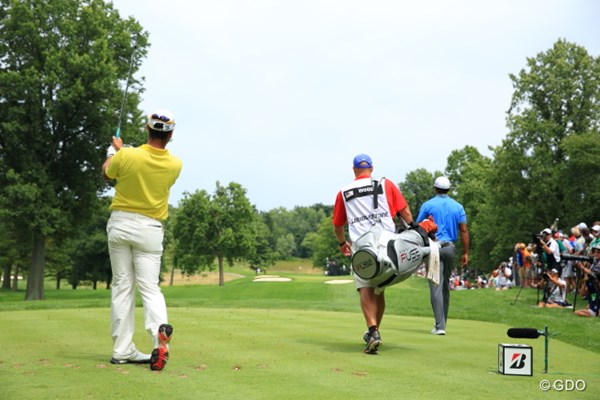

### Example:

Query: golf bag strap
xmin=372 ymin=179 xmax=379 ymax=210
xmin=387 ymin=240 xmax=399 ymax=269
xmin=378 ymin=273 xmax=398 ymax=288
xmin=379 ymin=241 xmax=400 ymax=288
xmin=371 ymin=177 xmax=386 ymax=210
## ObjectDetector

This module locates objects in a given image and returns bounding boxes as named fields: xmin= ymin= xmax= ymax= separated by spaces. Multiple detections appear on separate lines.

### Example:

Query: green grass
xmin=1 ymin=268 xmax=599 ymax=399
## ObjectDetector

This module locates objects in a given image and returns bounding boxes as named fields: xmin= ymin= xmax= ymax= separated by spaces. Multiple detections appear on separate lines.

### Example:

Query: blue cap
xmin=353 ymin=154 xmax=373 ymax=168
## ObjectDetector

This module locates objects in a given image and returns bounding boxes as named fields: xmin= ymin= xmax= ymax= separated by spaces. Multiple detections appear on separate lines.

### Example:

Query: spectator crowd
xmin=446 ymin=221 xmax=600 ymax=318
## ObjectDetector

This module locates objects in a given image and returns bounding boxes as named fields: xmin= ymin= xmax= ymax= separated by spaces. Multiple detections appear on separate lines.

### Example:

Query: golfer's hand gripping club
xmin=106 ymin=136 xmax=124 ymax=158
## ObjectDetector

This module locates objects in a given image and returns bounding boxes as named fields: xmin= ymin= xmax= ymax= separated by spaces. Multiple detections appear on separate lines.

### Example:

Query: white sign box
xmin=498 ymin=344 xmax=533 ymax=376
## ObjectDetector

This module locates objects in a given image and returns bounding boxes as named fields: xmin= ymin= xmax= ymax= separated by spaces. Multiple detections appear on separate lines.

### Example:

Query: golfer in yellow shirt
xmin=102 ymin=109 xmax=182 ymax=371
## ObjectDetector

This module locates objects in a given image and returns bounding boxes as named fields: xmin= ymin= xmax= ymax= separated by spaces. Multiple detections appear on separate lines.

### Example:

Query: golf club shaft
xmin=115 ymin=35 xmax=139 ymax=138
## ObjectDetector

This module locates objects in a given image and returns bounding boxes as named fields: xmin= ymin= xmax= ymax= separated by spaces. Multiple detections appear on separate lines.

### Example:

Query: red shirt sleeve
xmin=384 ymin=178 xmax=408 ymax=217
xmin=332 ymin=191 xmax=347 ymax=226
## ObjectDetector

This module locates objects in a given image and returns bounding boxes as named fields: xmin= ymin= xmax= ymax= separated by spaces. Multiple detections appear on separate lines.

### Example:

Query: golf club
xmin=115 ymin=34 xmax=139 ymax=138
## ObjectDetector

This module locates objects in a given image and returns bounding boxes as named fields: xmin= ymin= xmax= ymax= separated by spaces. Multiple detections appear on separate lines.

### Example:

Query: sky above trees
xmin=110 ymin=0 xmax=600 ymax=211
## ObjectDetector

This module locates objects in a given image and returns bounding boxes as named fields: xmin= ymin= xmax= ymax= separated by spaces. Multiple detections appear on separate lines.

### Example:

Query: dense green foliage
xmin=0 ymin=2 xmax=598 ymax=300
xmin=475 ymin=40 xmax=600 ymax=266
xmin=0 ymin=0 xmax=148 ymax=299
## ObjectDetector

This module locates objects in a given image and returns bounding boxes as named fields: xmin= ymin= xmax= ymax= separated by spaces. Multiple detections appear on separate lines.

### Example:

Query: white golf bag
xmin=351 ymin=224 xmax=439 ymax=289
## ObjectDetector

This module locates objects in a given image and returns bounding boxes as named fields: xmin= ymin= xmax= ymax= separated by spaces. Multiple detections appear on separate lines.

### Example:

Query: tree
xmin=68 ymin=196 xmax=112 ymax=289
xmin=304 ymin=216 xmax=350 ymax=269
xmin=444 ymin=146 xmax=493 ymax=271
xmin=479 ymin=39 xmax=600 ymax=265
xmin=288 ymin=206 xmax=328 ymax=258
xmin=398 ymin=168 xmax=440 ymax=215
xmin=559 ymin=132 xmax=600 ymax=222
xmin=173 ymin=182 xmax=259 ymax=286
xmin=0 ymin=0 xmax=148 ymax=299
xmin=261 ymin=205 xmax=328 ymax=259
xmin=245 ymin=218 xmax=277 ymax=272
xmin=171 ymin=189 xmax=213 ymax=275
xmin=275 ymin=233 xmax=296 ymax=259
xmin=0 ymin=213 xmax=27 ymax=290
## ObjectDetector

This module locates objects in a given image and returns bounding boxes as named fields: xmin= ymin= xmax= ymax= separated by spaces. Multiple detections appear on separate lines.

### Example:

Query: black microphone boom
xmin=507 ymin=328 xmax=543 ymax=339
xmin=506 ymin=326 xmax=550 ymax=373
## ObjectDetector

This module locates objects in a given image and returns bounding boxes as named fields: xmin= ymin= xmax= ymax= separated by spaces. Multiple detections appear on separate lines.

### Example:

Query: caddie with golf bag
xmin=351 ymin=221 xmax=439 ymax=290
xmin=332 ymin=154 xmax=439 ymax=354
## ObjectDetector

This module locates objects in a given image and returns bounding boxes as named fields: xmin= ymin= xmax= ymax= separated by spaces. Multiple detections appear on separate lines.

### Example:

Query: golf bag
xmin=351 ymin=223 xmax=437 ymax=289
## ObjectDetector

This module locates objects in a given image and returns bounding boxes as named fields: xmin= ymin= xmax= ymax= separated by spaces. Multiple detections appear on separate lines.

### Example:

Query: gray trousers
xmin=428 ymin=244 xmax=454 ymax=330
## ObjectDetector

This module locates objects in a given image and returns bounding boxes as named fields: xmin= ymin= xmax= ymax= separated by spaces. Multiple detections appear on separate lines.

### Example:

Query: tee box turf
xmin=498 ymin=344 xmax=533 ymax=376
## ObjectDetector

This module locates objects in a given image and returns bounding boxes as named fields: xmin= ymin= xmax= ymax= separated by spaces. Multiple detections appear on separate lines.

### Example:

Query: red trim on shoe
xmin=150 ymin=324 xmax=173 ymax=371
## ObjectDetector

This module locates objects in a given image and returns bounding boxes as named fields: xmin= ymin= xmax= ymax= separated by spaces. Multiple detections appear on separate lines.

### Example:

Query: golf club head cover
xmin=419 ymin=216 xmax=437 ymax=234
xmin=419 ymin=216 xmax=437 ymax=241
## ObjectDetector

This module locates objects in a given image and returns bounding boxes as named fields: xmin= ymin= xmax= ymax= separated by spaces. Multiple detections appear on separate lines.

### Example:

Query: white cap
xmin=147 ymin=109 xmax=176 ymax=132
xmin=592 ymin=225 xmax=600 ymax=232
xmin=540 ymin=228 xmax=552 ymax=235
xmin=578 ymin=222 xmax=588 ymax=230
xmin=433 ymin=176 xmax=451 ymax=190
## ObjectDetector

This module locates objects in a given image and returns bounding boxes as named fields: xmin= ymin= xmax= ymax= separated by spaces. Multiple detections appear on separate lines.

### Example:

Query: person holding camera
xmin=535 ymin=228 xmax=561 ymax=273
xmin=574 ymin=243 xmax=600 ymax=317
xmin=588 ymin=225 xmax=600 ymax=254
xmin=495 ymin=262 xmax=512 ymax=291
xmin=537 ymin=268 xmax=568 ymax=308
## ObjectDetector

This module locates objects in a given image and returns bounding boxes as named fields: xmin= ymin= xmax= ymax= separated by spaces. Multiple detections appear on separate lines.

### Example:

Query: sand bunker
xmin=253 ymin=275 xmax=292 ymax=282
xmin=324 ymin=279 xmax=354 ymax=285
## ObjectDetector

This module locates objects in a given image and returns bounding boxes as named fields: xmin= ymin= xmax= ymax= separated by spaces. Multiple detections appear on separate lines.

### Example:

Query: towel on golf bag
xmin=426 ymin=237 xmax=440 ymax=285
xmin=351 ymin=224 xmax=439 ymax=290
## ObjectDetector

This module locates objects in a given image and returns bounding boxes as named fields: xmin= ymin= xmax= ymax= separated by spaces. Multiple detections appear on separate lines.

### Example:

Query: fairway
xmin=1 ymin=306 xmax=599 ymax=399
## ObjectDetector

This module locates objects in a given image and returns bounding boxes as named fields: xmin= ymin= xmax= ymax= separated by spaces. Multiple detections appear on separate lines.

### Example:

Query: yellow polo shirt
xmin=106 ymin=144 xmax=182 ymax=221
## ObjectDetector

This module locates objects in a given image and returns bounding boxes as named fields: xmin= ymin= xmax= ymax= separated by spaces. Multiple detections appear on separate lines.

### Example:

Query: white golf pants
xmin=107 ymin=210 xmax=168 ymax=359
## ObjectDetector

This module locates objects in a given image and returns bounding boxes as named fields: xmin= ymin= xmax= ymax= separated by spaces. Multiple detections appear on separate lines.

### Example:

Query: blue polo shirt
xmin=417 ymin=194 xmax=466 ymax=242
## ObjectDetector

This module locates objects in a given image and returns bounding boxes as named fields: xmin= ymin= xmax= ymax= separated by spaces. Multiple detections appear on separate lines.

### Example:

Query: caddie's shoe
xmin=151 ymin=324 xmax=173 ymax=371
xmin=110 ymin=350 xmax=151 ymax=364
xmin=431 ymin=329 xmax=446 ymax=335
xmin=364 ymin=330 xmax=382 ymax=354
xmin=363 ymin=330 xmax=370 ymax=343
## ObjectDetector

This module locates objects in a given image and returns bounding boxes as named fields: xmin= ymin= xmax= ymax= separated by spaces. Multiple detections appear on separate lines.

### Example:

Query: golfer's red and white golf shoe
xmin=150 ymin=324 xmax=173 ymax=371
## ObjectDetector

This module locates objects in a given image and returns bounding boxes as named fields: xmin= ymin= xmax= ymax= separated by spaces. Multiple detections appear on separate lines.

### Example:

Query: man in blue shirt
xmin=417 ymin=176 xmax=469 ymax=335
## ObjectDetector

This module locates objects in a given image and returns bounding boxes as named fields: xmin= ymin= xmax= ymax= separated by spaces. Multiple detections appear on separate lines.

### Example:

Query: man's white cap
xmin=591 ymin=225 xmax=600 ymax=232
xmin=578 ymin=222 xmax=588 ymax=230
xmin=434 ymin=176 xmax=451 ymax=190
xmin=147 ymin=109 xmax=176 ymax=132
